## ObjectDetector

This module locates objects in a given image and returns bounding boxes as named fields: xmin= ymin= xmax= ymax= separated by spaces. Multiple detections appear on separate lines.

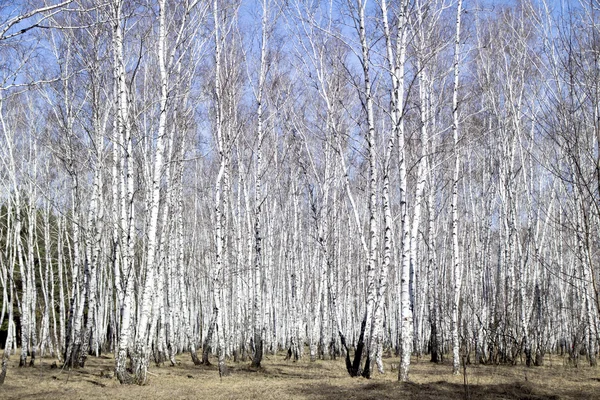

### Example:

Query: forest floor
xmin=1 ymin=351 xmax=599 ymax=399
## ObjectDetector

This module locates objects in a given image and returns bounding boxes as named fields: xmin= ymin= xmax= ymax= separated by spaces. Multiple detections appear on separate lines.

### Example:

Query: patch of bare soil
xmin=1 ymin=353 xmax=598 ymax=399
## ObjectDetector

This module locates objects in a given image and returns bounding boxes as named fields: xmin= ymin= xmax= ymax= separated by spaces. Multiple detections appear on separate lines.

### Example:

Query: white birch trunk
xmin=113 ymin=0 xmax=136 ymax=383
xmin=251 ymin=0 xmax=270 ymax=368
xmin=132 ymin=0 xmax=171 ymax=384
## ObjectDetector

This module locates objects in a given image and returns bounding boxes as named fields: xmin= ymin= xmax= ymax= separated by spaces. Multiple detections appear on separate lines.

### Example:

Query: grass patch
xmin=1 ymin=352 xmax=598 ymax=399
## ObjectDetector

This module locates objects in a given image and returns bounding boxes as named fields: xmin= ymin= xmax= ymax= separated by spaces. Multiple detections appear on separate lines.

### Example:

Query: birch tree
xmin=450 ymin=0 xmax=463 ymax=376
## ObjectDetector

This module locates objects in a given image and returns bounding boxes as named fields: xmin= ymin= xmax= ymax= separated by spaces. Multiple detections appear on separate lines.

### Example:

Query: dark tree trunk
xmin=534 ymin=350 xmax=544 ymax=366
xmin=430 ymin=321 xmax=439 ymax=363
xmin=201 ymin=311 xmax=217 ymax=365
xmin=524 ymin=336 xmax=532 ymax=367
xmin=339 ymin=331 xmax=353 ymax=376
xmin=340 ymin=319 xmax=367 ymax=377
xmin=251 ymin=330 xmax=263 ymax=368
xmin=29 ymin=345 xmax=36 ymax=367
xmin=190 ymin=349 xmax=201 ymax=365
xmin=361 ymin=355 xmax=371 ymax=378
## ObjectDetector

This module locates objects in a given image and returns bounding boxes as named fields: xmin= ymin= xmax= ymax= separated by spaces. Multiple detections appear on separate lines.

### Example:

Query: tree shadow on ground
xmin=227 ymin=359 xmax=341 ymax=380
xmin=290 ymin=380 xmax=564 ymax=400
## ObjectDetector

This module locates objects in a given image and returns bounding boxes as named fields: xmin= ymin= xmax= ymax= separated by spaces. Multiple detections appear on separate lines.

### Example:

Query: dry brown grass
xmin=1 ymin=352 xmax=599 ymax=399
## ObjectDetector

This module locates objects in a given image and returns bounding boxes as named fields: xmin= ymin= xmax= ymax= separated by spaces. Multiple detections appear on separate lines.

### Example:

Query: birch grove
xmin=0 ymin=0 xmax=599 ymax=386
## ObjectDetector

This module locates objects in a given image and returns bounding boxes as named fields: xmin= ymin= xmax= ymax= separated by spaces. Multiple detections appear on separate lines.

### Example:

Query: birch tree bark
xmin=132 ymin=0 xmax=175 ymax=383
xmin=0 ymin=98 xmax=17 ymax=382
xmin=112 ymin=0 xmax=136 ymax=383
xmin=249 ymin=0 xmax=273 ymax=369
xmin=1 ymin=96 xmax=34 ymax=369
xmin=378 ymin=0 xmax=412 ymax=382
xmin=451 ymin=0 xmax=463 ymax=376
xmin=203 ymin=0 xmax=230 ymax=376
xmin=338 ymin=0 xmax=380 ymax=379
